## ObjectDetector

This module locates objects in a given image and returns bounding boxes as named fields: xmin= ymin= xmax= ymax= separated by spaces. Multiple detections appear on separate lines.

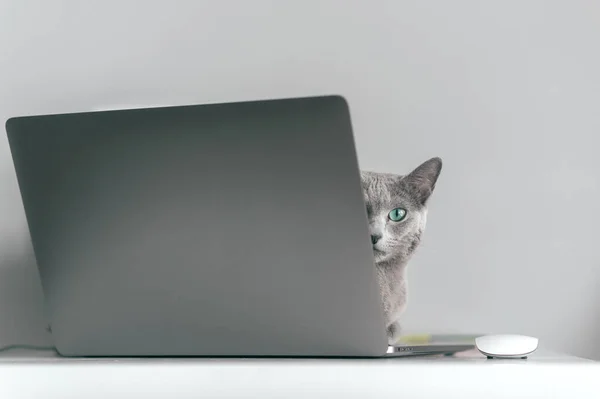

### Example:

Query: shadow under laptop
xmin=0 ymin=234 xmax=52 ymax=351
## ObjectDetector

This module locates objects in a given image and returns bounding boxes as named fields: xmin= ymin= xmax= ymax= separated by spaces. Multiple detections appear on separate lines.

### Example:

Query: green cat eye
xmin=388 ymin=208 xmax=407 ymax=222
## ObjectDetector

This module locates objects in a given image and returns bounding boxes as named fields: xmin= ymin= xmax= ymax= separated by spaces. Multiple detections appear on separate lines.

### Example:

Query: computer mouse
xmin=475 ymin=334 xmax=538 ymax=359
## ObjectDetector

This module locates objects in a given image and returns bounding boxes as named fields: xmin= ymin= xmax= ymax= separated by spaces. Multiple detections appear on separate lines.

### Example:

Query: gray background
xmin=1 ymin=0 xmax=599 ymax=359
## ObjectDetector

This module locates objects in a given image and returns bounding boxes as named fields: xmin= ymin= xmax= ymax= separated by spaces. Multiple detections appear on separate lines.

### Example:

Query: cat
xmin=360 ymin=157 xmax=442 ymax=344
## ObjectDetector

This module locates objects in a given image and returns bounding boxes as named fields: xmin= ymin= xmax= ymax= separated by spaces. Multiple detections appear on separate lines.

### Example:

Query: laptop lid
xmin=6 ymin=95 xmax=389 ymax=357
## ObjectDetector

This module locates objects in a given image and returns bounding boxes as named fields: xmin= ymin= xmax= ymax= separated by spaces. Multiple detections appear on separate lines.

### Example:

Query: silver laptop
xmin=6 ymin=96 xmax=472 ymax=357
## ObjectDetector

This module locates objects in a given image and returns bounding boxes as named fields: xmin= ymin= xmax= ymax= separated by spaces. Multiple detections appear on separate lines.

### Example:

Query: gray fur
xmin=360 ymin=157 xmax=442 ymax=344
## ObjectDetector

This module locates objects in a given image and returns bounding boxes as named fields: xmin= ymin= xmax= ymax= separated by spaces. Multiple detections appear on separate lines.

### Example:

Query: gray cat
xmin=360 ymin=157 xmax=442 ymax=344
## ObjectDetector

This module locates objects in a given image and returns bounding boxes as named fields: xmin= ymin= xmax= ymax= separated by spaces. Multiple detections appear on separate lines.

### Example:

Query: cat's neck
xmin=375 ymin=255 xmax=410 ymax=274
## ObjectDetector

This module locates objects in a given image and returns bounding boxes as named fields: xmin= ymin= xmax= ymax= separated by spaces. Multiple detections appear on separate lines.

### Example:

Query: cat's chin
xmin=373 ymin=250 xmax=389 ymax=264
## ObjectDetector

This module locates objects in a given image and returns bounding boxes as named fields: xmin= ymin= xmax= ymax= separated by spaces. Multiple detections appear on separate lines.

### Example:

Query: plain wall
xmin=1 ymin=0 xmax=599 ymax=359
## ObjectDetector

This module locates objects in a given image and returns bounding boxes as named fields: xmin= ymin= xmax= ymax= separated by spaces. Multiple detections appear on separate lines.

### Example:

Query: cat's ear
xmin=402 ymin=157 xmax=442 ymax=206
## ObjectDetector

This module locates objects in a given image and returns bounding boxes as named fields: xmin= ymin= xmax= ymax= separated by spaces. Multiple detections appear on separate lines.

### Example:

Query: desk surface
xmin=0 ymin=347 xmax=598 ymax=399
xmin=0 ymin=345 xmax=592 ymax=363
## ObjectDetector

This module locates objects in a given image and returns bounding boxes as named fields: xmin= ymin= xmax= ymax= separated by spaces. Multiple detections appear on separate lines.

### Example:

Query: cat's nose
xmin=371 ymin=234 xmax=382 ymax=245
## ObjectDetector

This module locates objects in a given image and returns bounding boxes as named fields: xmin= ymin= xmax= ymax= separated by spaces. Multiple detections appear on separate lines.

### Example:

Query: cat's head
xmin=361 ymin=157 xmax=442 ymax=264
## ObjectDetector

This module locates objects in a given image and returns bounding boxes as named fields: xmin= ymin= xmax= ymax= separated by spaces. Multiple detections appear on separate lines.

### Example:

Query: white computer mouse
xmin=475 ymin=334 xmax=539 ymax=359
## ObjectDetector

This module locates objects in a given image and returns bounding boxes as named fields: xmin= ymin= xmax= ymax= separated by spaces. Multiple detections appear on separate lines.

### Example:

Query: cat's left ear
xmin=402 ymin=157 xmax=443 ymax=206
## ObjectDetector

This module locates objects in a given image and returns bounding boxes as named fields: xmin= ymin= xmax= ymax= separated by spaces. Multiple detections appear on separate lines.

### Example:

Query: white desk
xmin=0 ymin=347 xmax=598 ymax=398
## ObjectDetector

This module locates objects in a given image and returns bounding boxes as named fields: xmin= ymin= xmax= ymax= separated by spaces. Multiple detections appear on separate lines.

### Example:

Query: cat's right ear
xmin=402 ymin=157 xmax=443 ymax=206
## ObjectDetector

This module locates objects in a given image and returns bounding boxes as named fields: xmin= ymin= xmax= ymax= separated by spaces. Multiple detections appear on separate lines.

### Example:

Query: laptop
xmin=6 ymin=95 xmax=472 ymax=357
